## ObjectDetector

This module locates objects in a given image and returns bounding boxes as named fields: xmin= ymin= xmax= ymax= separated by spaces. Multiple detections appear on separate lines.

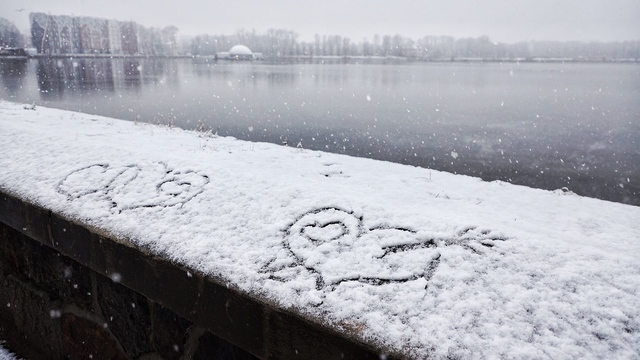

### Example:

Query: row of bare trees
xmin=185 ymin=29 xmax=640 ymax=60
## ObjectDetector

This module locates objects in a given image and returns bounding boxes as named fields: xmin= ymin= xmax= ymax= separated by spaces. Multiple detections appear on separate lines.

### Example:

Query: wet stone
xmin=193 ymin=330 xmax=259 ymax=360
xmin=0 ymin=223 xmax=29 ymax=279
xmin=60 ymin=313 xmax=127 ymax=360
xmin=151 ymin=304 xmax=192 ymax=359
xmin=27 ymin=237 xmax=94 ymax=311
xmin=0 ymin=222 xmax=94 ymax=311
xmin=0 ymin=276 xmax=63 ymax=358
xmin=97 ymin=272 xmax=152 ymax=358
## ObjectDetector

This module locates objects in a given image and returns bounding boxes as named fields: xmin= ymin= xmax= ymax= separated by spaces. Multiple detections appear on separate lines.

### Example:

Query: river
xmin=1 ymin=58 xmax=638 ymax=205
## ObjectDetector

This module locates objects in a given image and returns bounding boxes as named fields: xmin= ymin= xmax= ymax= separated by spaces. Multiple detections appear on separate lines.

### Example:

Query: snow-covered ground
xmin=1 ymin=101 xmax=639 ymax=359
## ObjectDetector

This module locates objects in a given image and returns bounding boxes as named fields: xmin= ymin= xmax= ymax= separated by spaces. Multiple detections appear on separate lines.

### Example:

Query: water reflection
xmin=36 ymin=58 xmax=115 ymax=99
xmin=120 ymin=59 xmax=141 ymax=89
xmin=33 ymin=58 xmax=179 ymax=99
xmin=190 ymin=60 xmax=298 ymax=86
xmin=0 ymin=59 xmax=28 ymax=93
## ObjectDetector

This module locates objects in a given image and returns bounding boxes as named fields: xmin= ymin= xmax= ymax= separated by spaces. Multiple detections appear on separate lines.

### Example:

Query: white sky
xmin=2 ymin=0 xmax=639 ymax=43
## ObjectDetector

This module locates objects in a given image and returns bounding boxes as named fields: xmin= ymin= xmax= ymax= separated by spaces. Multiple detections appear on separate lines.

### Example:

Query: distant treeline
xmin=186 ymin=30 xmax=640 ymax=60
xmin=2 ymin=14 xmax=638 ymax=61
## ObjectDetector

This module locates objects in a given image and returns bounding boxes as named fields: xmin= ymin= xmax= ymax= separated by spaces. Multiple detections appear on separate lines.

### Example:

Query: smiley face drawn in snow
xmin=263 ymin=207 xmax=507 ymax=294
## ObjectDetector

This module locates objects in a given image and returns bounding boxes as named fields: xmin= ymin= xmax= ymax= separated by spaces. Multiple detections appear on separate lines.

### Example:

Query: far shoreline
xmin=13 ymin=53 xmax=640 ymax=64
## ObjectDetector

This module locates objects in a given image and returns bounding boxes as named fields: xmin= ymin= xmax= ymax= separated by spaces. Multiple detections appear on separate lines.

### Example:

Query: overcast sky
xmin=2 ymin=0 xmax=639 ymax=43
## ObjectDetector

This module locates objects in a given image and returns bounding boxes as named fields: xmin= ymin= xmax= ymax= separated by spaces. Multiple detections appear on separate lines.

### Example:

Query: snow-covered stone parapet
xmin=1 ymin=101 xmax=639 ymax=359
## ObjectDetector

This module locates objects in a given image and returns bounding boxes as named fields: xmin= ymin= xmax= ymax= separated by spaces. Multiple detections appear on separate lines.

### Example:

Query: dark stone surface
xmin=0 ymin=224 xmax=29 ymax=279
xmin=93 ymin=236 xmax=203 ymax=321
xmin=50 ymin=213 xmax=92 ymax=268
xmin=193 ymin=330 xmax=259 ymax=360
xmin=0 ymin=276 xmax=63 ymax=359
xmin=264 ymin=308 xmax=385 ymax=360
xmin=193 ymin=279 xmax=265 ymax=357
xmin=23 ymin=197 xmax=52 ymax=244
xmin=0 ymin=222 xmax=94 ymax=311
xmin=151 ymin=304 xmax=192 ymax=359
xmin=0 ymin=192 xmax=27 ymax=236
xmin=97 ymin=273 xmax=153 ymax=358
xmin=60 ymin=313 xmax=127 ymax=360
xmin=0 ymin=191 xmax=50 ymax=244
xmin=27 ymin=236 xmax=94 ymax=311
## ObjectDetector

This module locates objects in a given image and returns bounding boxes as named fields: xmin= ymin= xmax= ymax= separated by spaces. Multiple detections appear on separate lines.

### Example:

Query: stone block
xmin=96 ymin=272 xmax=152 ymax=358
xmin=264 ymin=308 xmax=381 ymax=360
xmin=151 ymin=304 xmax=192 ymax=359
xmin=0 ymin=192 xmax=50 ymax=243
xmin=0 ymin=192 xmax=26 ymax=234
xmin=193 ymin=279 xmax=264 ymax=357
xmin=93 ymin=237 xmax=202 ymax=320
xmin=60 ymin=313 xmax=127 ymax=360
xmin=0 ymin=222 xmax=94 ymax=312
xmin=0 ymin=223 xmax=29 ymax=279
xmin=49 ymin=214 xmax=92 ymax=268
xmin=27 ymin=238 xmax=94 ymax=311
xmin=193 ymin=330 xmax=258 ymax=360
xmin=0 ymin=276 xmax=63 ymax=359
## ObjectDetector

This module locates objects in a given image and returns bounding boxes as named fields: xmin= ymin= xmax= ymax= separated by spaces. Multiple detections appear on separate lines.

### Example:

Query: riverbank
xmin=14 ymin=53 xmax=640 ymax=63
xmin=1 ymin=101 xmax=639 ymax=358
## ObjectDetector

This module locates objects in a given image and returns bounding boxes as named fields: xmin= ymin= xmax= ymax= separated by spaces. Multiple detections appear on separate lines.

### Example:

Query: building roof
xmin=229 ymin=44 xmax=252 ymax=55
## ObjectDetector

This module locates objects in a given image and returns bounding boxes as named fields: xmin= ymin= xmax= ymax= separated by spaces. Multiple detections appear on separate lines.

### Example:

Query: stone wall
xmin=0 ymin=221 xmax=259 ymax=360
xmin=0 ymin=190 xmax=385 ymax=359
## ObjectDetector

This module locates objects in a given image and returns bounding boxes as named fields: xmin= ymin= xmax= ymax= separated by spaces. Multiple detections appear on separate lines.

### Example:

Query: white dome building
xmin=215 ymin=45 xmax=262 ymax=60
xmin=228 ymin=45 xmax=253 ymax=60
xmin=214 ymin=44 xmax=262 ymax=61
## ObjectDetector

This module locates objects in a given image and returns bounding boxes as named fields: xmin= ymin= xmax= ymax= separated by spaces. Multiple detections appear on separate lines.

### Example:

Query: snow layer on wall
xmin=0 ymin=101 xmax=639 ymax=359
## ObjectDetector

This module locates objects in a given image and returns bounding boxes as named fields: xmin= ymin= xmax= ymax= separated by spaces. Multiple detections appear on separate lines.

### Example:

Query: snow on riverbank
xmin=1 ymin=101 xmax=639 ymax=359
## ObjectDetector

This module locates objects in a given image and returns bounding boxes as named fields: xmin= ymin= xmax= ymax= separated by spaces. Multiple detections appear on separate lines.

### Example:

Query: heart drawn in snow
xmin=57 ymin=162 xmax=209 ymax=212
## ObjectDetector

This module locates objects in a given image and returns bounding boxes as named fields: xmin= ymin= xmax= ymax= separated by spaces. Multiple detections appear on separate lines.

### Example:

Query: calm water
xmin=1 ymin=58 xmax=639 ymax=205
